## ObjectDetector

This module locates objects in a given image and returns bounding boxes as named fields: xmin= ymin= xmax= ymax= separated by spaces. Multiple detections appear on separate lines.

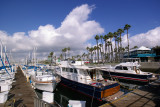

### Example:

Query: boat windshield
xmin=79 ymin=69 xmax=89 ymax=76
xmin=115 ymin=66 xmax=128 ymax=70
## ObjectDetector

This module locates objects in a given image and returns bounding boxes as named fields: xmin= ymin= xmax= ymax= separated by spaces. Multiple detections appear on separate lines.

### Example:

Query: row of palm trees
xmin=86 ymin=24 xmax=131 ymax=63
xmin=61 ymin=47 xmax=70 ymax=60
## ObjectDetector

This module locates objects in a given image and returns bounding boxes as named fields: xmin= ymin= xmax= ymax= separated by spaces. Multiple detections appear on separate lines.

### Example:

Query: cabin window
xmin=74 ymin=69 xmax=77 ymax=73
xmin=79 ymin=70 xmax=83 ymax=75
xmin=115 ymin=66 xmax=122 ymax=70
xmin=56 ymin=67 xmax=60 ymax=71
xmin=66 ymin=68 xmax=70 ymax=72
xmin=79 ymin=69 xmax=88 ymax=76
xmin=70 ymin=68 xmax=73 ymax=73
xmin=62 ymin=67 xmax=66 ymax=71
xmin=123 ymin=66 xmax=128 ymax=70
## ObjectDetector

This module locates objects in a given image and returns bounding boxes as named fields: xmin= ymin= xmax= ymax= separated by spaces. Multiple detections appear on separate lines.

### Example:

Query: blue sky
xmin=0 ymin=0 xmax=160 ymax=60
xmin=1 ymin=0 xmax=160 ymax=35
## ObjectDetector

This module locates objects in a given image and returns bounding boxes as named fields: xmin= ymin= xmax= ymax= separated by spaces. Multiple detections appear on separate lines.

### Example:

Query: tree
xmin=117 ymin=28 xmax=124 ymax=61
xmin=94 ymin=46 xmax=97 ymax=63
xmin=100 ymin=35 xmax=104 ymax=62
xmin=49 ymin=52 xmax=54 ymax=65
xmin=103 ymin=35 xmax=109 ymax=63
xmin=62 ymin=48 xmax=67 ymax=60
xmin=108 ymin=32 xmax=114 ymax=62
xmin=89 ymin=47 xmax=94 ymax=63
xmin=67 ymin=47 xmax=70 ymax=59
xmin=99 ymin=44 xmax=103 ymax=62
xmin=86 ymin=47 xmax=90 ymax=61
xmin=113 ymin=32 xmax=118 ymax=62
xmin=95 ymin=35 xmax=100 ymax=63
xmin=124 ymin=24 xmax=131 ymax=58
xmin=117 ymin=28 xmax=124 ymax=48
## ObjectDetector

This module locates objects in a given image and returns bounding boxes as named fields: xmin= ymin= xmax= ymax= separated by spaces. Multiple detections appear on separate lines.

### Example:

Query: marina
xmin=0 ymin=61 xmax=160 ymax=107
xmin=0 ymin=1 xmax=160 ymax=106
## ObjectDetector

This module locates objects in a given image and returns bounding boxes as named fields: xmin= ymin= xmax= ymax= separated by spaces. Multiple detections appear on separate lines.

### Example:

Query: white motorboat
xmin=100 ymin=62 xmax=155 ymax=82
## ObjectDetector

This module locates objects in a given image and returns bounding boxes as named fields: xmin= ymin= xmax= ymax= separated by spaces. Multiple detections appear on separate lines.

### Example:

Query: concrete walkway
xmin=3 ymin=66 xmax=36 ymax=107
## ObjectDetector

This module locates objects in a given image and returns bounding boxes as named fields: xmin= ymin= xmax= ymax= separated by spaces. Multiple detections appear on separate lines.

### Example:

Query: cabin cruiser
xmin=21 ymin=65 xmax=60 ymax=92
xmin=55 ymin=61 xmax=120 ymax=101
xmin=100 ymin=62 xmax=154 ymax=82
xmin=31 ymin=71 xmax=60 ymax=92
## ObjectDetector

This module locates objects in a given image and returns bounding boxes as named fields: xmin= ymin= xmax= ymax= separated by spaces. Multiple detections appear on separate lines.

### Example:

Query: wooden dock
xmin=1 ymin=66 xmax=36 ymax=107
xmin=100 ymin=86 xmax=160 ymax=107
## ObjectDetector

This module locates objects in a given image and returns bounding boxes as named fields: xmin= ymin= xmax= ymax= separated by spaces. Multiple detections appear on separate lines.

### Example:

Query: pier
xmin=1 ymin=66 xmax=36 ymax=107
xmin=100 ymin=86 xmax=160 ymax=107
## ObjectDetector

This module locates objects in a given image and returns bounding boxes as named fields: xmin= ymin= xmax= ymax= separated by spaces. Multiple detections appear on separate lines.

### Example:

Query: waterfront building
xmin=123 ymin=46 xmax=156 ymax=62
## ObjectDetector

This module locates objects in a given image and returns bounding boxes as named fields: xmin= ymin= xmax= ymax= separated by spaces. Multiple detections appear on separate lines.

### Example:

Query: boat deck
xmin=0 ymin=66 xmax=36 ymax=106
xmin=100 ymin=85 xmax=160 ymax=107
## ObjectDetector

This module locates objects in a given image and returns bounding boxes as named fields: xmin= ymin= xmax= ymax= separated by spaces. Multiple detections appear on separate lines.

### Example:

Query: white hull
xmin=0 ymin=91 xmax=9 ymax=103
xmin=33 ymin=81 xmax=57 ymax=92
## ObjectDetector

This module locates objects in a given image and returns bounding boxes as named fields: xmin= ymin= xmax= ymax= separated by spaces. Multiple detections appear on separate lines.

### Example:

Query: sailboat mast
xmin=4 ymin=45 xmax=6 ymax=66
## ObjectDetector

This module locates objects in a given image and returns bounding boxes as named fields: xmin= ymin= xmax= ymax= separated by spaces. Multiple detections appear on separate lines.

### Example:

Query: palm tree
xmin=124 ymin=24 xmax=131 ymax=58
xmin=107 ymin=41 xmax=111 ymax=62
xmin=49 ymin=52 xmax=54 ymax=65
xmin=108 ymin=32 xmax=114 ymax=62
xmin=67 ymin=47 xmax=70 ymax=59
xmin=89 ymin=47 xmax=94 ymax=63
xmin=99 ymin=44 xmax=103 ymax=62
xmin=103 ymin=35 xmax=109 ymax=63
xmin=116 ymin=37 xmax=121 ymax=62
xmin=59 ymin=54 xmax=63 ymax=60
xmin=117 ymin=28 xmax=124 ymax=48
xmin=82 ymin=53 xmax=86 ymax=61
xmin=95 ymin=35 xmax=100 ymax=63
xmin=86 ymin=46 xmax=90 ymax=61
xmin=113 ymin=32 xmax=118 ymax=62
xmin=62 ymin=48 xmax=67 ymax=60
xmin=100 ymin=35 xmax=104 ymax=62
xmin=94 ymin=46 xmax=97 ymax=63
xmin=117 ymin=28 xmax=124 ymax=61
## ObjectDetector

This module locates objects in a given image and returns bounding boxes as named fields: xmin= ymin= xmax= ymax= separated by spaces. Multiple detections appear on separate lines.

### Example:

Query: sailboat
xmin=0 ymin=42 xmax=15 ymax=103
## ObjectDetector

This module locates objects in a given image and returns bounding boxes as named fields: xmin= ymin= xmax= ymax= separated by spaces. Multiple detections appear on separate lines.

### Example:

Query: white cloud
xmin=0 ymin=4 xmax=104 ymax=61
xmin=122 ymin=26 xmax=160 ymax=49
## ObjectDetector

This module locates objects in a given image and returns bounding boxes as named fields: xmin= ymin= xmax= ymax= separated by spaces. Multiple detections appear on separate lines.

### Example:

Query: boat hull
xmin=32 ymin=81 xmax=57 ymax=92
xmin=59 ymin=76 xmax=120 ymax=100
xmin=101 ymin=70 xmax=152 ymax=82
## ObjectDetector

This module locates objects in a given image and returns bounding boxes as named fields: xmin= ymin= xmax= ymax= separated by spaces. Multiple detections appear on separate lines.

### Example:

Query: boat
xmin=31 ymin=73 xmax=60 ymax=92
xmin=100 ymin=61 xmax=155 ymax=82
xmin=55 ymin=61 xmax=120 ymax=101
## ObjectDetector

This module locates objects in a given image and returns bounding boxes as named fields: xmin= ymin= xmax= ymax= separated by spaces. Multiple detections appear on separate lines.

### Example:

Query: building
xmin=123 ymin=46 xmax=156 ymax=62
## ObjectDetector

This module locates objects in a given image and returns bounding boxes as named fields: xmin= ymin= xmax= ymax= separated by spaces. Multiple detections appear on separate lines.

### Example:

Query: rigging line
xmin=0 ymin=39 xmax=13 ymax=72
xmin=0 ymin=55 xmax=11 ymax=76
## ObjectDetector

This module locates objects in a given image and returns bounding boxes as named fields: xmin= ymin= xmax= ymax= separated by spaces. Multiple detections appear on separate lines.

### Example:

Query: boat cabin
xmin=56 ymin=65 xmax=103 ymax=84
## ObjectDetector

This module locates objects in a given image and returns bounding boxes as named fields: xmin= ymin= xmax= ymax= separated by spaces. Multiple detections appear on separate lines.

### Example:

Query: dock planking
xmin=4 ymin=66 xmax=36 ymax=107
xmin=100 ymin=86 xmax=160 ymax=107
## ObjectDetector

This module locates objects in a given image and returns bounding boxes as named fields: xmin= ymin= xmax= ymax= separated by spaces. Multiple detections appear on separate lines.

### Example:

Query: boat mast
xmin=4 ymin=45 xmax=6 ymax=66
xmin=1 ymin=43 xmax=2 ymax=66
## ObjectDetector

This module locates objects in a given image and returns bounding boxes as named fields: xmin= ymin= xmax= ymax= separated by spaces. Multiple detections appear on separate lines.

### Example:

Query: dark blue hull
xmin=101 ymin=70 xmax=152 ymax=82
xmin=59 ymin=76 xmax=120 ymax=100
